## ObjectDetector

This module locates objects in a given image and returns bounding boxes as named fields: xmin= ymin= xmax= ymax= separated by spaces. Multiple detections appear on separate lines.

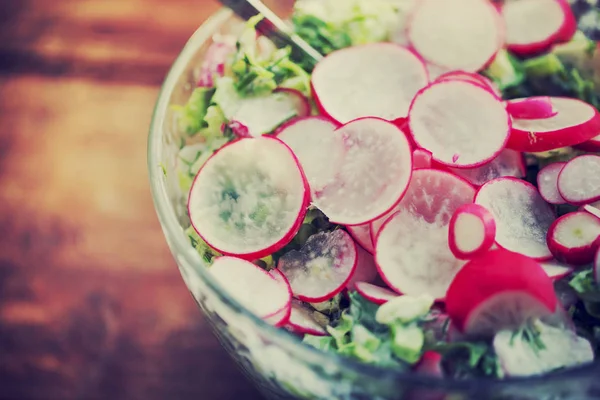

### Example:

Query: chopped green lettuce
xmin=482 ymin=49 xmax=526 ymax=91
xmin=172 ymin=87 xmax=216 ymax=136
xmin=433 ymin=341 xmax=503 ymax=379
xmin=185 ymin=226 xmax=221 ymax=265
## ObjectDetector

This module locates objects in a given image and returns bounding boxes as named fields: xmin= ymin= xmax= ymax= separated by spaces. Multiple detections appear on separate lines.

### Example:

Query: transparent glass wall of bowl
xmin=148 ymin=9 xmax=600 ymax=400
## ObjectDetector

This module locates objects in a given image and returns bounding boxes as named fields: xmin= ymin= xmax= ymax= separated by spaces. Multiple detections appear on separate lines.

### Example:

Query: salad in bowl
xmin=149 ymin=0 xmax=600 ymax=398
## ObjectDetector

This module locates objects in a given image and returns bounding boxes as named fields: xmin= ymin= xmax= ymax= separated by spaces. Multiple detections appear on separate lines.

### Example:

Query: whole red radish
xmin=547 ymin=211 xmax=600 ymax=266
xmin=448 ymin=204 xmax=497 ymax=260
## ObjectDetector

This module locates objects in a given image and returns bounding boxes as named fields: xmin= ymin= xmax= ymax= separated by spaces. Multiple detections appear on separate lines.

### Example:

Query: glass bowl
xmin=148 ymin=8 xmax=600 ymax=400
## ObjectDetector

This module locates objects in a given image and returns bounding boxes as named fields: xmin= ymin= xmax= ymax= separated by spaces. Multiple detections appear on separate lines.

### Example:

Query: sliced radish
xmin=540 ymin=259 xmax=574 ymax=281
xmin=286 ymin=301 xmax=327 ymax=336
xmin=218 ymin=81 xmax=311 ymax=137
xmin=354 ymin=282 xmax=400 ymax=305
xmin=448 ymin=204 xmax=496 ymax=260
xmin=547 ymin=211 xmax=600 ymax=266
xmin=575 ymin=133 xmax=600 ymax=152
xmin=278 ymin=230 xmax=358 ymax=302
xmin=311 ymin=118 xmax=413 ymax=225
xmin=448 ymin=149 xmax=526 ymax=187
xmin=275 ymin=116 xmax=342 ymax=192
xmin=537 ymin=162 xmax=567 ymax=205
xmin=583 ymin=204 xmax=600 ymax=220
xmin=375 ymin=169 xmax=476 ymax=300
xmin=557 ymin=155 xmax=600 ymax=206
xmin=188 ymin=137 xmax=309 ymax=260
xmin=507 ymin=97 xmax=600 ymax=152
xmin=346 ymin=224 xmax=375 ymax=254
xmin=311 ymin=43 xmax=429 ymax=124
xmin=413 ymin=148 xmax=433 ymax=170
xmin=506 ymin=97 xmax=557 ymax=120
xmin=436 ymin=70 xmax=501 ymax=98
xmin=197 ymin=37 xmax=236 ymax=87
xmin=346 ymin=246 xmax=379 ymax=290
xmin=209 ymin=256 xmax=292 ymax=319
xmin=407 ymin=0 xmax=504 ymax=72
xmin=446 ymin=249 xmax=558 ymax=336
xmin=502 ymin=0 xmax=576 ymax=56
xmin=413 ymin=351 xmax=444 ymax=377
xmin=595 ymin=247 xmax=600 ymax=284
xmin=408 ymin=80 xmax=511 ymax=168
xmin=475 ymin=177 xmax=555 ymax=260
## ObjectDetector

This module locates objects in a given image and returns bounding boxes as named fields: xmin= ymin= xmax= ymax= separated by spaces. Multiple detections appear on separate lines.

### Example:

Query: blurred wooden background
xmin=0 ymin=0 xmax=290 ymax=398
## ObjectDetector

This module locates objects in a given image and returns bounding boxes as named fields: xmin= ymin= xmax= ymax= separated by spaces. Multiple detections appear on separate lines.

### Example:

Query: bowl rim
xmin=147 ymin=7 xmax=599 ymax=392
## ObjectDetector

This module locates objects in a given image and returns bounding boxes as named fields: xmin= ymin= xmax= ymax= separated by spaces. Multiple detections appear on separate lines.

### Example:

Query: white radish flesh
xmin=278 ymin=230 xmax=358 ymax=302
xmin=449 ymin=204 xmax=496 ymax=260
xmin=540 ymin=260 xmax=574 ymax=281
xmin=507 ymin=97 xmax=600 ymax=152
xmin=448 ymin=149 xmax=526 ymax=187
xmin=413 ymin=148 xmax=433 ymax=170
xmin=346 ymin=224 xmax=375 ymax=254
xmin=188 ymin=137 xmax=309 ymax=260
xmin=312 ymin=118 xmax=413 ymax=225
xmin=409 ymin=80 xmax=511 ymax=168
xmin=506 ymin=97 xmax=557 ymax=119
xmin=583 ymin=204 xmax=600 ymax=220
xmin=537 ymin=162 xmax=567 ymax=205
xmin=502 ymin=0 xmax=576 ymax=56
xmin=210 ymin=257 xmax=292 ymax=319
xmin=375 ymin=169 xmax=476 ymax=300
xmin=475 ymin=177 xmax=555 ymax=260
xmin=286 ymin=301 xmax=327 ymax=336
xmin=558 ymin=155 xmax=600 ymax=206
xmin=547 ymin=211 xmax=600 ymax=266
xmin=275 ymin=116 xmax=343 ymax=192
xmin=446 ymin=249 xmax=558 ymax=336
xmin=407 ymin=0 xmax=504 ymax=72
xmin=311 ymin=43 xmax=429 ymax=124
xmin=355 ymin=282 xmax=400 ymax=305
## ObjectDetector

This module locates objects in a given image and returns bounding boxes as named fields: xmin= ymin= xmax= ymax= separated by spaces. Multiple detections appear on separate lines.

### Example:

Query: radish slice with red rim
xmin=197 ymin=37 xmax=236 ymax=87
xmin=537 ymin=162 xmax=567 ymax=205
xmin=210 ymin=256 xmax=292 ymax=320
xmin=475 ymin=177 xmax=555 ymax=260
xmin=355 ymin=282 xmax=400 ymax=305
xmin=507 ymin=97 xmax=600 ymax=152
xmin=408 ymin=80 xmax=511 ymax=168
xmin=540 ymin=259 xmax=574 ymax=281
xmin=502 ymin=0 xmax=576 ymax=56
xmin=188 ymin=137 xmax=309 ymax=260
xmin=346 ymin=224 xmax=375 ymax=254
xmin=446 ymin=249 xmax=558 ymax=336
xmin=413 ymin=148 xmax=433 ymax=170
xmin=286 ymin=301 xmax=327 ymax=336
xmin=557 ymin=155 xmax=600 ymax=206
xmin=436 ymin=70 xmax=501 ymax=98
xmin=278 ymin=230 xmax=358 ymax=302
xmin=449 ymin=204 xmax=496 ymax=260
xmin=448 ymin=149 xmax=526 ymax=187
xmin=311 ymin=43 xmax=429 ymax=124
xmin=312 ymin=118 xmax=413 ymax=225
xmin=275 ymin=116 xmax=343 ymax=192
xmin=582 ymin=204 xmax=600 ymax=220
xmin=575 ymin=133 xmax=600 ymax=152
xmin=506 ymin=97 xmax=557 ymax=120
xmin=346 ymin=246 xmax=379 ymax=290
xmin=375 ymin=169 xmax=476 ymax=300
xmin=407 ymin=0 xmax=504 ymax=72
xmin=547 ymin=211 xmax=600 ymax=266
xmin=220 ymin=84 xmax=311 ymax=137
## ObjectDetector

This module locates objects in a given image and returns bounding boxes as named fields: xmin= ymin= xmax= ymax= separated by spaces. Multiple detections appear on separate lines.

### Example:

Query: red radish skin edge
xmin=448 ymin=204 xmax=497 ymax=260
xmin=575 ymin=135 xmax=600 ymax=152
xmin=506 ymin=97 xmax=557 ymax=120
xmin=346 ymin=224 xmax=375 ymax=254
xmin=408 ymin=80 xmax=512 ymax=168
xmin=414 ymin=351 xmax=444 ymax=377
xmin=583 ymin=204 xmax=600 ymax=220
xmin=546 ymin=211 xmax=600 ymax=266
xmin=537 ymin=162 xmax=567 ymax=205
xmin=446 ymin=249 xmax=558 ymax=335
xmin=273 ymin=115 xmax=341 ymax=137
xmin=557 ymin=155 xmax=600 ymax=206
xmin=436 ymin=70 xmax=502 ymax=98
xmin=273 ymin=88 xmax=311 ymax=119
xmin=594 ymin=247 xmax=600 ymax=284
xmin=355 ymin=282 xmax=400 ymax=305
xmin=413 ymin=148 xmax=433 ymax=170
xmin=286 ymin=303 xmax=327 ymax=336
xmin=188 ymin=137 xmax=311 ymax=261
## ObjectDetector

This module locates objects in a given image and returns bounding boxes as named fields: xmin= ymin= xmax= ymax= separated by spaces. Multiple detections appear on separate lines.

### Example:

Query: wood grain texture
xmin=0 ymin=0 xmax=296 ymax=398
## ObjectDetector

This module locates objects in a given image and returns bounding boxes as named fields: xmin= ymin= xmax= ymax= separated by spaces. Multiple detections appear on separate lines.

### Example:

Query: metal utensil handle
xmin=218 ymin=0 xmax=323 ymax=64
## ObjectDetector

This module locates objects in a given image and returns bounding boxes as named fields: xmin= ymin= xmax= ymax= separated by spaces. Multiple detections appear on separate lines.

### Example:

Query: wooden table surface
xmin=0 ymin=0 xmax=294 ymax=398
